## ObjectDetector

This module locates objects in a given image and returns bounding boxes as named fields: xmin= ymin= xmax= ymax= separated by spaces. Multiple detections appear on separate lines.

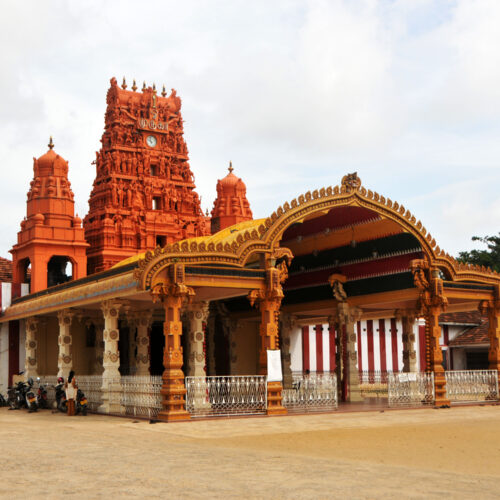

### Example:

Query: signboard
xmin=267 ymin=350 xmax=283 ymax=382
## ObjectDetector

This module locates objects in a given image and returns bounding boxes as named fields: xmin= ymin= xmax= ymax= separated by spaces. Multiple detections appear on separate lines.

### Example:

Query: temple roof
xmin=0 ymin=257 xmax=12 ymax=282
xmin=114 ymin=218 xmax=265 ymax=268
xmin=448 ymin=317 xmax=489 ymax=346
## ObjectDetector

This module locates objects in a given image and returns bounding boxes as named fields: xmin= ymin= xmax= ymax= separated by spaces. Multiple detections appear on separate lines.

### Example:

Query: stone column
xmin=93 ymin=320 xmax=104 ymax=375
xmin=328 ymin=315 xmax=342 ymax=400
xmin=398 ymin=311 xmax=418 ymax=373
xmin=135 ymin=311 xmax=152 ymax=376
xmin=337 ymin=303 xmax=363 ymax=402
xmin=24 ymin=317 xmax=39 ymax=379
xmin=280 ymin=313 xmax=295 ymax=389
xmin=185 ymin=302 xmax=209 ymax=377
xmin=99 ymin=300 xmax=124 ymax=414
xmin=206 ymin=308 xmax=216 ymax=376
xmin=425 ymin=305 xmax=450 ymax=407
xmin=57 ymin=310 xmax=74 ymax=379
xmin=124 ymin=306 xmax=136 ymax=375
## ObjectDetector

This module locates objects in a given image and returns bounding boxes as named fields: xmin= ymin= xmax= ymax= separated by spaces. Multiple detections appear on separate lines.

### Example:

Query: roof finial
xmin=142 ymin=81 xmax=146 ymax=91
xmin=121 ymin=77 xmax=127 ymax=90
xmin=228 ymin=161 xmax=233 ymax=174
xmin=161 ymin=85 xmax=167 ymax=97
xmin=205 ymin=208 xmax=209 ymax=217
xmin=132 ymin=79 xmax=137 ymax=91
xmin=48 ymin=136 xmax=54 ymax=150
xmin=152 ymin=82 xmax=156 ymax=92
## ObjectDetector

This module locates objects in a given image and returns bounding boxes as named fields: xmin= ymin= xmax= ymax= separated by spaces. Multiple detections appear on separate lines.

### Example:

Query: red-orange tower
xmin=83 ymin=77 xmax=210 ymax=274
xmin=10 ymin=138 xmax=88 ymax=293
xmin=210 ymin=162 xmax=253 ymax=233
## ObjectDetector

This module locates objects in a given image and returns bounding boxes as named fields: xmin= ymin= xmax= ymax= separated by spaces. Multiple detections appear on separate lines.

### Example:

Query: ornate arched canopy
xmin=135 ymin=173 xmax=500 ymax=292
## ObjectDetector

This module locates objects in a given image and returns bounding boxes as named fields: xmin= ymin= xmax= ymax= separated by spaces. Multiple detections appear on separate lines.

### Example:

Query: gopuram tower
xmin=84 ymin=77 xmax=210 ymax=274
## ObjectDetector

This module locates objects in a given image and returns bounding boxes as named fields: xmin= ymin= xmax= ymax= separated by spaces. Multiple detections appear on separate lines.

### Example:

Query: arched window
xmin=47 ymin=256 xmax=73 ymax=288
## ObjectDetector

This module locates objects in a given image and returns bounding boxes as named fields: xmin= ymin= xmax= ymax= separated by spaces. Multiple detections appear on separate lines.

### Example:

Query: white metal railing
xmin=77 ymin=376 xmax=104 ymax=412
xmin=185 ymin=375 xmax=267 ymax=417
xmin=282 ymin=372 xmax=337 ymax=413
xmin=445 ymin=370 xmax=499 ymax=403
xmin=388 ymin=372 xmax=435 ymax=407
xmin=359 ymin=371 xmax=389 ymax=399
xmin=120 ymin=375 xmax=162 ymax=418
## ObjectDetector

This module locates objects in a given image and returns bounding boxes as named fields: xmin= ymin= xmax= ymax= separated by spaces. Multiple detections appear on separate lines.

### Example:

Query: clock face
xmin=146 ymin=135 xmax=157 ymax=148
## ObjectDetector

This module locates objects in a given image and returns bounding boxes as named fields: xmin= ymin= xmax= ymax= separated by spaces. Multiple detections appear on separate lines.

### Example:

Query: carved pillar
xmin=99 ymin=300 xmax=124 ymax=414
xmin=480 ymin=296 xmax=500 ymax=388
xmin=249 ymin=262 xmax=289 ymax=416
xmin=425 ymin=305 xmax=449 ymax=406
xmin=156 ymin=290 xmax=191 ymax=422
xmin=185 ymin=301 xmax=209 ymax=377
xmin=411 ymin=260 xmax=450 ymax=405
xmin=135 ymin=311 xmax=152 ymax=376
xmin=397 ymin=311 xmax=418 ymax=373
xmin=206 ymin=310 xmax=216 ymax=376
xmin=93 ymin=320 xmax=104 ymax=375
xmin=57 ymin=310 xmax=74 ymax=379
xmin=24 ymin=317 xmax=39 ymax=379
xmin=328 ymin=315 xmax=342 ymax=400
xmin=337 ymin=302 xmax=363 ymax=402
xmin=280 ymin=313 xmax=295 ymax=389
xmin=228 ymin=319 xmax=239 ymax=375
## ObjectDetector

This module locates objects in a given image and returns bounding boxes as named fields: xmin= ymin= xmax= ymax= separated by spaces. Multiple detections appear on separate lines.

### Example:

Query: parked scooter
xmin=53 ymin=378 xmax=67 ymax=413
xmin=0 ymin=393 xmax=8 ymax=407
xmin=36 ymin=378 xmax=49 ymax=409
xmin=75 ymin=387 xmax=88 ymax=416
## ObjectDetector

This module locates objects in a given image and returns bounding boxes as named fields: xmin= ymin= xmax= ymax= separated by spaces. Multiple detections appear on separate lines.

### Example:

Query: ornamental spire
xmin=48 ymin=136 xmax=54 ymax=150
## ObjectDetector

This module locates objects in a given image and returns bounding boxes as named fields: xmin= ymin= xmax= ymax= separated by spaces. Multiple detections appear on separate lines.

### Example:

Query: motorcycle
xmin=36 ymin=378 xmax=49 ymax=409
xmin=75 ymin=388 xmax=88 ymax=416
xmin=8 ymin=379 xmax=37 ymax=412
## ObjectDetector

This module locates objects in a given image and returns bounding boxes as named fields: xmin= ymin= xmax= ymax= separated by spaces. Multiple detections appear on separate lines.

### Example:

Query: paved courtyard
xmin=1 ymin=405 xmax=500 ymax=499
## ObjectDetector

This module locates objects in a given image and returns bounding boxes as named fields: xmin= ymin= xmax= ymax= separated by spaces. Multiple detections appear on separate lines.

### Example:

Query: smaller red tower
xmin=10 ymin=138 xmax=88 ymax=292
xmin=210 ymin=162 xmax=253 ymax=233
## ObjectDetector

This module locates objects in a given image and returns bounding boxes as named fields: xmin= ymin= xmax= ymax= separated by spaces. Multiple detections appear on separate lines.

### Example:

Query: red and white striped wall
xmin=290 ymin=319 xmax=434 ymax=373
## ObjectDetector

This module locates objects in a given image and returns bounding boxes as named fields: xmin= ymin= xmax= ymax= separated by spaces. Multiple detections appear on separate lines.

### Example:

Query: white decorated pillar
xmin=57 ymin=310 xmax=74 ymax=379
xmin=99 ymin=300 xmax=124 ymax=414
xmin=135 ymin=311 xmax=152 ymax=376
xmin=185 ymin=302 xmax=209 ymax=377
xmin=24 ymin=317 xmax=39 ymax=379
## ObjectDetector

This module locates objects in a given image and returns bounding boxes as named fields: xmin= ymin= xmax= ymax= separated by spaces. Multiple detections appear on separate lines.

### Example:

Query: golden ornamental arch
xmin=135 ymin=173 xmax=500 ymax=290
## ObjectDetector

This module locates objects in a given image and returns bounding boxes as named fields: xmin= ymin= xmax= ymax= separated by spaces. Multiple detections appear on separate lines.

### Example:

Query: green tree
xmin=457 ymin=233 xmax=500 ymax=272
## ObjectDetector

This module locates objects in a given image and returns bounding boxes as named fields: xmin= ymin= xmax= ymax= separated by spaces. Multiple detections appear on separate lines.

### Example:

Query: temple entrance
xmin=150 ymin=321 xmax=165 ymax=376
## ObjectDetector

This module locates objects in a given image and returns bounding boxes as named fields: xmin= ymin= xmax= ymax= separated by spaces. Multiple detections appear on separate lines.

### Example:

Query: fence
xmin=120 ymin=375 xmax=162 ymax=418
xmin=388 ymin=372 xmax=435 ymax=407
xmin=358 ymin=371 xmax=389 ymax=399
xmin=445 ymin=370 xmax=499 ymax=403
xmin=185 ymin=375 xmax=267 ymax=417
xmin=282 ymin=372 xmax=337 ymax=413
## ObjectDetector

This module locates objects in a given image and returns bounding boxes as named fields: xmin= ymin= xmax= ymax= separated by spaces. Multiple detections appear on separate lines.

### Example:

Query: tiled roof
xmin=0 ymin=257 xmax=12 ymax=282
xmin=439 ymin=311 xmax=482 ymax=325
xmin=449 ymin=317 xmax=489 ymax=346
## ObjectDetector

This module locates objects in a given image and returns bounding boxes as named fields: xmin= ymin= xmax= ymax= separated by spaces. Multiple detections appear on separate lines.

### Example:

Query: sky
xmin=1 ymin=0 xmax=499 ymax=259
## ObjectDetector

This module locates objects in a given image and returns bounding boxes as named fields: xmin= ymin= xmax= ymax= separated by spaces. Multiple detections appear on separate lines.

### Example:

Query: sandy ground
xmin=1 ymin=405 xmax=500 ymax=499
